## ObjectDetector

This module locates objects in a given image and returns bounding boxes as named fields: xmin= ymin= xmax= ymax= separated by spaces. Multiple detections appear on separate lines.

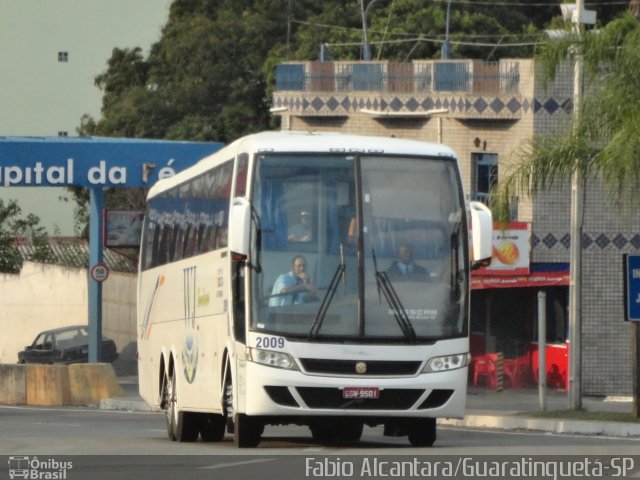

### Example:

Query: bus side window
xmin=235 ymin=153 xmax=248 ymax=198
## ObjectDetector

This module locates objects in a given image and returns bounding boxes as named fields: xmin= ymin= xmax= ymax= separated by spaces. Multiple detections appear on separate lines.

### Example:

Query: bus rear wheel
xmin=407 ymin=418 xmax=436 ymax=447
xmin=199 ymin=414 xmax=226 ymax=442
xmin=165 ymin=371 xmax=199 ymax=442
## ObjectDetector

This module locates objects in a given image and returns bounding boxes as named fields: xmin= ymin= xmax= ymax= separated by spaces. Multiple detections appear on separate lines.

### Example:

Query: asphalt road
xmin=3 ymin=405 xmax=640 ymax=479
xmin=2 ymin=404 xmax=640 ymax=457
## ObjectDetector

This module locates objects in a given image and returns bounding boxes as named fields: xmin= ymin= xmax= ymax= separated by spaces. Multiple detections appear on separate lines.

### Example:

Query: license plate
xmin=342 ymin=387 xmax=380 ymax=399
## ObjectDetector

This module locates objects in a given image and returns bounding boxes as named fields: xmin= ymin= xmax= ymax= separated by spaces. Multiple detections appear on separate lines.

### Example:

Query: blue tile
xmin=543 ymin=233 xmax=557 ymax=248
xmin=490 ymin=98 xmax=505 ymax=113
xmin=406 ymin=98 xmax=419 ymax=111
xmin=613 ymin=234 xmax=627 ymax=249
xmin=543 ymin=98 xmax=559 ymax=114
xmin=595 ymin=233 xmax=610 ymax=249
xmin=507 ymin=98 xmax=521 ymax=113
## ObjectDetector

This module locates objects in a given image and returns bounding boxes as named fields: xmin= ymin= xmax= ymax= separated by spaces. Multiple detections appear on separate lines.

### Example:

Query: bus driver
xmin=269 ymin=255 xmax=317 ymax=306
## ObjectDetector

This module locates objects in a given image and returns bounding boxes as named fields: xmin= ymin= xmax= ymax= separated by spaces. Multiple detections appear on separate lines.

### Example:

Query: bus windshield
xmin=250 ymin=153 xmax=468 ymax=343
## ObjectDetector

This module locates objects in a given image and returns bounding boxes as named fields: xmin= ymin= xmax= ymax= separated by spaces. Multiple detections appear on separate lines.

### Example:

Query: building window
xmin=58 ymin=131 xmax=68 ymax=137
xmin=58 ymin=52 xmax=69 ymax=62
xmin=472 ymin=152 xmax=498 ymax=202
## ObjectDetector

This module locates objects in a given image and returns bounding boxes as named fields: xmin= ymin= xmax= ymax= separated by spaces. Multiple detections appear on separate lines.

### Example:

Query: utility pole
xmin=565 ymin=0 xmax=596 ymax=410
xmin=567 ymin=0 xmax=584 ymax=410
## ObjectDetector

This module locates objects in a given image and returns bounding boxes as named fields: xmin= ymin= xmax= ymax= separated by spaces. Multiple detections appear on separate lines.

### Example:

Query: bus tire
xmin=234 ymin=413 xmax=262 ymax=448
xmin=164 ymin=372 xmax=177 ymax=441
xmin=310 ymin=419 xmax=363 ymax=443
xmin=166 ymin=372 xmax=199 ymax=442
xmin=200 ymin=414 xmax=226 ymax=442
xmin=408 ymin=418 xmax=436 ymax=447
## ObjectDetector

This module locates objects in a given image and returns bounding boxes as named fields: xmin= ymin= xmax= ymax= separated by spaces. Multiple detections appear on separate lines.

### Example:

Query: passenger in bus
xmin=269 ymin=255 xmax=317 ymax=306
xmin=386 ymin=244 xmax=429 ymax=280
xmin=288 ymin=210 xmax=312 ymax=242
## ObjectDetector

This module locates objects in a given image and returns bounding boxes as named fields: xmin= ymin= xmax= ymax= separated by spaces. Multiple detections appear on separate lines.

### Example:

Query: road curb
xmin=99 ymin=397 xmax=158 ymax=412
xmin=439 ymin=414 xmax=640 ymax=438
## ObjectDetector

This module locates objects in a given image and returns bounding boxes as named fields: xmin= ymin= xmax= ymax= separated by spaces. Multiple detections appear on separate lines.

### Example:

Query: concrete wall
xmin=0 ymin=363 xmax=124 ymax=406
xmin=0 ymin=261 xmax=137 ymax=372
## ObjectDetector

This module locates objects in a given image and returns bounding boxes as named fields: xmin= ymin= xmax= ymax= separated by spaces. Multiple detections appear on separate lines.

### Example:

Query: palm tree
xmin=495 ymin=13 xmax=640 ymax=217
xmin=494 ymin=12 xmax=640 ymax=410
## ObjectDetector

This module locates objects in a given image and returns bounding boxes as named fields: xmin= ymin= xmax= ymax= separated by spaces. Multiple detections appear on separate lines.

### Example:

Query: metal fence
xmin=275 ymin=61 xmax=520 ymax=95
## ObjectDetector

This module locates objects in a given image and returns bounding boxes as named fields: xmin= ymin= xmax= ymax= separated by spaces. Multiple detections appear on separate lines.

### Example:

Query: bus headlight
xmin=248 ymin=348 xmax=299 ymax=370
xmin=422 ymin=353 xmax=470 ymax=373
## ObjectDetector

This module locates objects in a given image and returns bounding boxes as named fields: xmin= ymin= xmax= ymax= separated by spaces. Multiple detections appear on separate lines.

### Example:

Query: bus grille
xmin=298 ymin=359 xmax=422 ymax=376
xmin=417 ymin=389 xmax=454 ymax=409
xmin=296 ymin=387 xmax=423 ymax=410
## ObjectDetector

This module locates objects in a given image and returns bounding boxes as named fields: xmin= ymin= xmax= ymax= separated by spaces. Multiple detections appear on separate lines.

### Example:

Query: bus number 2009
xmin=256 ymin=336 xmax=285 ymax=349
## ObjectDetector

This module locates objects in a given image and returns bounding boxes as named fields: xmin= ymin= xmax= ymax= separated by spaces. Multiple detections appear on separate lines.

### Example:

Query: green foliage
xmin=78 ymin=0 xmax=635 ymax=230
xmin=0 ymin=199 xmax=55 ymax=274
xmin=495 ymin=13 xmax=640 ymax=222
xmin=83 ymin=0 xmax=629 ymax=148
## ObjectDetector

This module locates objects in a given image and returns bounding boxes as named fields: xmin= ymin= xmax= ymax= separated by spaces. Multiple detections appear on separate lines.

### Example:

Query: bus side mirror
xmin=469 ymin=201 xmax=493 ymax=270
xmin=229 ymin=197 xmax=251 ymax=262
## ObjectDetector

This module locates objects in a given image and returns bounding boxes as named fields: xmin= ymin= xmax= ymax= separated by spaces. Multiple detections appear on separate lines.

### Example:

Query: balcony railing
xmin=275 ymin=60 xmax=521 ymax=96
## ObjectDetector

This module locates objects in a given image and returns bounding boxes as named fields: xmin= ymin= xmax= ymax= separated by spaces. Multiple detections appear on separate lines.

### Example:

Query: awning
xmin=472 ymin=263 xmax=569 ymax=290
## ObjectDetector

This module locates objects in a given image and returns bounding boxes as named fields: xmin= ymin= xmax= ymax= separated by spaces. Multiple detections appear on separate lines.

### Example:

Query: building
xmin=0 ymin=0 xmax=172 ymax=235
xmin=271 ymin=59 xmax=640 ymax=396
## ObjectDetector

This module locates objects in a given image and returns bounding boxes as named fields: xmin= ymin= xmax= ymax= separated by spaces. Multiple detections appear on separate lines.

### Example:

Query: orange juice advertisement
xmin=475 ymin=222 xmax=530 ymax=276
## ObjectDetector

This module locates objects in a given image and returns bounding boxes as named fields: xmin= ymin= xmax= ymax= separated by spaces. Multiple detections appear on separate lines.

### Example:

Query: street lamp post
xmin=442 ymin=0 xmax=452 ymax=59
xmin=360 ymin=0 xmax=383 ymax=61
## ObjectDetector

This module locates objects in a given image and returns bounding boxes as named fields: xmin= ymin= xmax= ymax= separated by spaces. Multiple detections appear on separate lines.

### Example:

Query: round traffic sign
xmin=91 ymin=263 xmax=110 ymax=282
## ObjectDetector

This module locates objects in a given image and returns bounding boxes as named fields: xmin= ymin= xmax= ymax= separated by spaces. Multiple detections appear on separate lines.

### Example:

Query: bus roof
xmin=148 ymin=130 xmax=458 ymax=197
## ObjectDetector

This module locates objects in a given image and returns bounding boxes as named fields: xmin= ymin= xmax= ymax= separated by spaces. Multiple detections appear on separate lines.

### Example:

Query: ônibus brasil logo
xmin=8 ymin=456 xmax=73 ymax=479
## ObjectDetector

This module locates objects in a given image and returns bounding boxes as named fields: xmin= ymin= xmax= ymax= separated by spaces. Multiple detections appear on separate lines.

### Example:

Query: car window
xmin=33 ymin=333 xmax=47 ymax=349
xmin=43 ymin=334 xmax=54 ymax=351
xmin=56 ymin=328 xmax=88 ymax=348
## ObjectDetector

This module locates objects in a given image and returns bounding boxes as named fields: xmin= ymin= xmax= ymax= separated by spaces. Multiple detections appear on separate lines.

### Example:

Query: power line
xmin=429 ymin=0 xmax=627 ymax=5
xmin=291 ymin=18 xmax=548 ymax=43
xmin=324 ymin=36 xmax=542 ymax=49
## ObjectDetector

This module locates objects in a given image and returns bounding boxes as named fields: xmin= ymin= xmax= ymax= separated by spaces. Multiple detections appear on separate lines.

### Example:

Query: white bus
xmin=137 ymin=130 xmax=492 ymax=448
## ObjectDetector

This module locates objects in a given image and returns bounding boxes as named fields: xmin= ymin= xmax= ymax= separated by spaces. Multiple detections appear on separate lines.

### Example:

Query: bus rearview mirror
xmin=469 ymin=201 xmax=493 ymax=269
xmin=229 ymin=197 xmax=251 ymax=261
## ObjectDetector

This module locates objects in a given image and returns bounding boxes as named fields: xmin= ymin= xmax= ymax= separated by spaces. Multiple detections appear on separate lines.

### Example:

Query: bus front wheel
xmin=407 ymin=418 xmax=436 ymax=447
xmin=234 ymin=413 xmax=262 ymax=448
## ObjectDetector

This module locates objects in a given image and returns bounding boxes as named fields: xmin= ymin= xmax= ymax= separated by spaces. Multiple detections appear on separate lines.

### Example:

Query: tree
xmin=494 ymin=13 xmax=640 ymax=218
xmin=493 ymin=12 xmax=640 ymax=410
xmin=0 ymin=199 xmax=55 ymax=274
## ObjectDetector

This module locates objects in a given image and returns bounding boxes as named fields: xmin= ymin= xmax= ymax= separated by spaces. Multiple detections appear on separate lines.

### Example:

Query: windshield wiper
xmin=372 ymin=249 xmax=417 ymax=343
xmin=308 ymin=245 xmax=346 ymax=340
xmin=450 ymin=213 xmax=462 ymax=302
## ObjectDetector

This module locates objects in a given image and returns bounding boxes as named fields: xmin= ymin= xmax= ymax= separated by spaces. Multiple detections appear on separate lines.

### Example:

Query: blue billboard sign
xmin=0 ymin=135 xmax=224 ymax=363
xmin=0 ymin=136 xmax=223 ymax=188
xmin=624 ymin=254 xmax=640 ymax=322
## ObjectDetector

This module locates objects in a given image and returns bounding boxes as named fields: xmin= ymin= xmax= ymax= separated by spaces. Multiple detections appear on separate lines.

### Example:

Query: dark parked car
xmin=17 ymin=325 xmax=119 ymax=364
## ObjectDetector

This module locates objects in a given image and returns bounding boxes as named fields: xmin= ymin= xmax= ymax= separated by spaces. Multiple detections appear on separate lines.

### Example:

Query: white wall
xmin=0 ymin=262 xmax=137 ymax=366
xmin=0 ymin=0 xmax=172 ymax=235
